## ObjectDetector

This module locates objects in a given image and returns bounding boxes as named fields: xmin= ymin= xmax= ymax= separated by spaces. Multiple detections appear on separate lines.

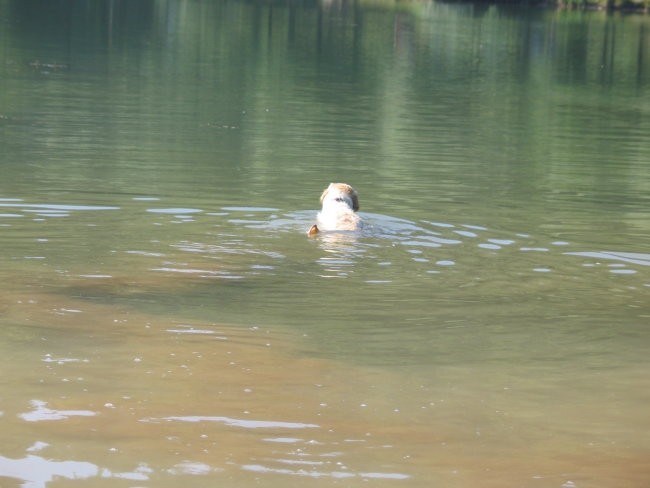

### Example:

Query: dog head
xmin=319 ymin=183 xmax=359 ymax=212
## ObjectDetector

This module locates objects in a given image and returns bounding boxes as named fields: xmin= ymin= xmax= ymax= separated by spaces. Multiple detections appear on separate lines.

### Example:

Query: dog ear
xmin=349 ymin=188 xmax=360 ymax=211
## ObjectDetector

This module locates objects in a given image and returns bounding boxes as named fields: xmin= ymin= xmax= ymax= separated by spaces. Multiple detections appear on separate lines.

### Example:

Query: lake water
xmin=1 ymin=1 xmax=649 ymax=487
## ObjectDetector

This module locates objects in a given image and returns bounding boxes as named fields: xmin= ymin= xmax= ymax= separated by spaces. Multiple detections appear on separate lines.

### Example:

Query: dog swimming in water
xmin=308 ymin=183 xmax=361 ymax=236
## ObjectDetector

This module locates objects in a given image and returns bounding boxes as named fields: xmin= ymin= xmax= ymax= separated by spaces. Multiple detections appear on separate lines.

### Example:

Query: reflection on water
xmin=0 ymin=452 xmax=105 ymax=487
xmin=20 ymin=400 xmax=96 ymax=422
xmin=1 ymin=0 xmax=649 ymax=486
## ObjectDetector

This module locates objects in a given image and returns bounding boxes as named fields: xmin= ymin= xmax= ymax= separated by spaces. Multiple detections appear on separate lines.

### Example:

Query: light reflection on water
xmin=1 ymin=196 xmax=648 ymax=335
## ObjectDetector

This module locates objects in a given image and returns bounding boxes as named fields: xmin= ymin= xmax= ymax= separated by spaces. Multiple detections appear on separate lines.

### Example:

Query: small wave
xmin=146 ymin=208 xmax=202 ymax=214
xmin=0 ymin=203 xmax=119 ymax=211
xmin=142 ymin=415 xmax=319 ymax=429
xmin=565 ymin=251 xmax=650 ymax=267
xmin=19 ymin=400 xmax=96 ymax=422
xmin=222 ymin=206 xmax=280 ymax=212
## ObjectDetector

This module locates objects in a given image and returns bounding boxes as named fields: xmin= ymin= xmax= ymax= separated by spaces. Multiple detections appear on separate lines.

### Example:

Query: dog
xmin=308 ymin=183 xmax=361 ymax=236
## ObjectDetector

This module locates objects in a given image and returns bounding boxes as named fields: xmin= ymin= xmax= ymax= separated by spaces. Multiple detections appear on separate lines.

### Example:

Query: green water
xmin=1 ymin=1 xmax=649 ymax=487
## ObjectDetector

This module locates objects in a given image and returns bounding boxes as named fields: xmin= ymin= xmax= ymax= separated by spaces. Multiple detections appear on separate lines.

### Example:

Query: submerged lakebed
xmin=1 ymin=195 xmax=648 ymax=487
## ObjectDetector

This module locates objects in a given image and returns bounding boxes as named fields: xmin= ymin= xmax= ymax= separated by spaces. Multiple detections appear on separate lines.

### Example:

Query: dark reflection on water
xmin=1 ymin=0 xmax=650 ymax=487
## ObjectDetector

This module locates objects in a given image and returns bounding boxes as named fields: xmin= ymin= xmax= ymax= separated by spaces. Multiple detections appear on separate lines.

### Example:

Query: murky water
xmin=1 ymin=1 xmax=649 ymax=487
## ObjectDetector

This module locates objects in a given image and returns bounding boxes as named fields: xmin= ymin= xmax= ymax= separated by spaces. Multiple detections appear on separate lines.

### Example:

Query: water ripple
xmin=19 ymin=400 xmax=96 ymax=422
xmin=565 ymin=251 xmax=650 ymax=267
xmin=141 ymin=415 xmax=319 ymax=429
xmin=146 ymin=207 xmax=203 ymax=214
xmin=241 ymin=463 xmax=409 ymax=480
xmin=0 ymin=203 xmax=120 ymax=211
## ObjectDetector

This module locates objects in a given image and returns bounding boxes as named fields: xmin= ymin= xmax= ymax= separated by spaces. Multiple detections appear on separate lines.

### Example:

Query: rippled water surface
xmin=1 ymin=1 xmax=649 ymax=487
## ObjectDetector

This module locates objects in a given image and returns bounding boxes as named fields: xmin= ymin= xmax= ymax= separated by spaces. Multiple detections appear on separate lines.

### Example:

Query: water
xmin=1 ymin=1 xmax=649 ymax=487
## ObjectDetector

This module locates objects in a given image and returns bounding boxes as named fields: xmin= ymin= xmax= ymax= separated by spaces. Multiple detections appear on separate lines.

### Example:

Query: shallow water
xmin=1 ymin=1 xmax=649 ymax=487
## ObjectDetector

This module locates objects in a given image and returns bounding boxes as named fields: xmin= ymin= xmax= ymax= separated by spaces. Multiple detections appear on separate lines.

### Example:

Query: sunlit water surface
xmin=1 ymin=1 xmax=649 ymax=487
